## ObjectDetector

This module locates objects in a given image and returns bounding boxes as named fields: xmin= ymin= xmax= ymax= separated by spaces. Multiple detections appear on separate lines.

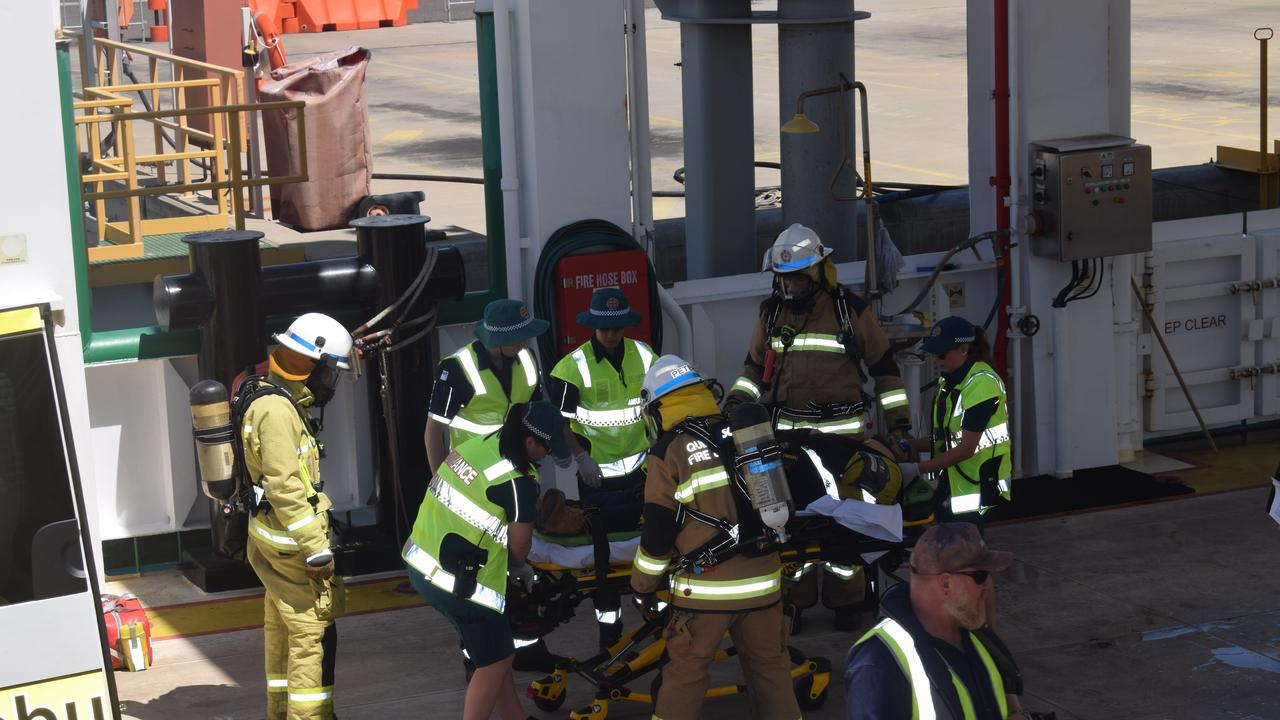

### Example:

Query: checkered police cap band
xmin=484 ymin=315 xmax=534 ymax=333
xmin=590 ymin=307 xmax=632 ymax=317
xmin=523 ymin=416 xmax=551 ymax=441
xmin=954 ymin=334 xmax=976 ymax=343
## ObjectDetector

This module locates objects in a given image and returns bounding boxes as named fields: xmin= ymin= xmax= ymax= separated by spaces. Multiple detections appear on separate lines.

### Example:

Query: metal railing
xmin=72 ymin=36 xmax=307 ymax=262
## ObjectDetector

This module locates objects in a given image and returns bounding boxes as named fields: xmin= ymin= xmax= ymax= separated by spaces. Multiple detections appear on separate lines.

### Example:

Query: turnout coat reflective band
xmin=241 ymin=374 xmax=331 ymax=560
xmin=728 ymin=288 xmax=910 ymax=435
xmin=632 ymin=418 xmax=783 ymax=612
xmin=550 ymin=337 xmax=655 ymax=477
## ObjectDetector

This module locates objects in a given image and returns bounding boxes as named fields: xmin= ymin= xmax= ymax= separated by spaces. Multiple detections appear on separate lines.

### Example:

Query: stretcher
xmin=516 ymin=500 xmax=919 ymax=719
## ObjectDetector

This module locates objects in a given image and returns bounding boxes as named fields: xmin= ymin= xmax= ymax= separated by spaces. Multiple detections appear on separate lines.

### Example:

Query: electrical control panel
xmin=1029 ymin=135 xmax=1152 ymax=261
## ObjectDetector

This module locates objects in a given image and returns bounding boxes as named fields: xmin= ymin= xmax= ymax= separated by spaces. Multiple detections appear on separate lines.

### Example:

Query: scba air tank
xmin=190 ymin=379 xmax=237 ymax=501
xmin=728 ymin=402 xmax=793 ymax=542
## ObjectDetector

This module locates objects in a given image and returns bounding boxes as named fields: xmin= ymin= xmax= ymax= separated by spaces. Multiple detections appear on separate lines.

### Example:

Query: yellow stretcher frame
xmin=523 ymin=543 xmax=843 ymax=718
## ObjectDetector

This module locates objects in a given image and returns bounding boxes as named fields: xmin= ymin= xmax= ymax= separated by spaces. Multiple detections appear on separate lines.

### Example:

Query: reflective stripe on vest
xmin=600 ymin=448 xmax=647 ymax=478
xmin=403 ymin=540 xmax=506 ymax=613
xmin=857 ymin=618 xmax=1009 ymax=720
xmin=551 ymin=339 xmax=652 ymax=470
xmin=429 ymin=475 xmax=509 ymax=546
xmin=673 ymin=467 xmax=730 ymax=503
xmin=448 ymin=344 xmax=539 ymax=447
xmin=576 ymin=404 xmax=644 ymax=428
xmin=669 ymin=569 xmax=782 ymax=601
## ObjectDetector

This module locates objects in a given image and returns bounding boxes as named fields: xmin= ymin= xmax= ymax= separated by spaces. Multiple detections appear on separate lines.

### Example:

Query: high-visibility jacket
xmin=631 ymin=417 xmax=783 ymax=612
xmin=933 ymin=361 xmax=1012 ymax=516
xmin=728 ymin=288 xmax=910 ymax=437
xmin=550 ymin=338 xmax=655 ymax=478
xmin=854 ymin=615 xmax=1009 ymax=720
xmin=241 ymin=374 xmax=331 ymax=561
xmin=402 ymin=435 xmax=528 ymax=614
xmin=444 ymin=343 xmax=540 ymax=448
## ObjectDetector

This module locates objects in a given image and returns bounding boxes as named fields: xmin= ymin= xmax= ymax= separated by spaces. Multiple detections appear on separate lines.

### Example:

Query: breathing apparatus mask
xmin=306 ymin=354 xmax=343 ymax=409
xmin=776 ymin=266 xmax=822 ymax=313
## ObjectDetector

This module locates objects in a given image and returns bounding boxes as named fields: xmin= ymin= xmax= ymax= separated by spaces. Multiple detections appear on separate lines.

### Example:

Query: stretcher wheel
xmin=794 ymin=663 xmax=831 ymax=711
xmin=532 ymin=692 xmax=566 ymax=712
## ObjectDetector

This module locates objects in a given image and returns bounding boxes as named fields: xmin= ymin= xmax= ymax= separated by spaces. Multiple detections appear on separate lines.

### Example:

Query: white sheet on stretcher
xmin=796 ymin=496 xmax=904 ymax=543
xmin=528 ymin=535 xmax=642 ymax=569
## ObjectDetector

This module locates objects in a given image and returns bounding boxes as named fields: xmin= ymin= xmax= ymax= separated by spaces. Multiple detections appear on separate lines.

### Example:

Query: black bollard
xmin=154 ymin=219 xmax=464 ymax=591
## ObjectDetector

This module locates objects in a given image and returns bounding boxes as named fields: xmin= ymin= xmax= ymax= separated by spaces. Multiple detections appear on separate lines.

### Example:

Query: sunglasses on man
xmin=910 ymin=567 xmax=991 ymax=585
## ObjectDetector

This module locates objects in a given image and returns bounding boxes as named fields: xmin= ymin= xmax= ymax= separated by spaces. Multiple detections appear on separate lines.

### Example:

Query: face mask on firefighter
xmin=306 ymin=354 xmax=343 ymax=408
xmin=779 ymin=271 xmax=817 ymax=312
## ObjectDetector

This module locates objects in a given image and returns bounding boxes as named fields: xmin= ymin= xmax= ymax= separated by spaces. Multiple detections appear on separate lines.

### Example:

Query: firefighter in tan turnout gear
xmin=631 ymin=355 xmax=801 ymax=720
xmin=243 ymin=313 xmax=350 ymax=720
xmin=726 ymin=223 xmax=912 ymax=632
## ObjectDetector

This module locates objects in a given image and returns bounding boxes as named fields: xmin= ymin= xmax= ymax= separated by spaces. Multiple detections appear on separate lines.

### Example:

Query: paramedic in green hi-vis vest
xmin=403 ymin=401 xmax=571 ymax=720
xmin=898 ymin=315 xmax=1013 ymax=527
xmin=547 ymin=286 xmax=656 ymax=649
xmin=425 ymin=299 xmax=559 ymax=474
xmin=424 ymin=298 xmax=570 ymax=672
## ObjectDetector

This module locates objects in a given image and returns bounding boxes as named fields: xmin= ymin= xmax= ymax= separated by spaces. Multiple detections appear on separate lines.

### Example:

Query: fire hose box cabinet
xmin=261 ymin=46 xmax=373 ymax=231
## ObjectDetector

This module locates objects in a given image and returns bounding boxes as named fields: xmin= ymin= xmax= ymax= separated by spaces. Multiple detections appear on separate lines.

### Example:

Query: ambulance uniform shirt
xmin=487 ymin=475 xmax=539 ymax=524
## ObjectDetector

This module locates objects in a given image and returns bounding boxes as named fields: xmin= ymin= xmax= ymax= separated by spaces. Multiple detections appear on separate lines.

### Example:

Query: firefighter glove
xmin=305 ymin=558 xmax=336 ymax=581
xmin=633 ymin=591 xmax=663 ymax=623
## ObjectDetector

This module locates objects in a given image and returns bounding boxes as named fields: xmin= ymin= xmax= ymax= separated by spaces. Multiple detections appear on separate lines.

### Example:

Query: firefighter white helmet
xmin=762 ymin=223 xmax=833 ymax=273
xmin=640 ymin=354 xmax=704 ymax=405
xmin=275 ymin=313 xmax=353 ymax=370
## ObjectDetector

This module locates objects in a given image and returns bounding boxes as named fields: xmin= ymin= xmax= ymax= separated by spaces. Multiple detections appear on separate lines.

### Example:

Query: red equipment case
xmin=102 ymin=594 xmax=154 ymax=671
xmin=552 ymin=249 xmax=653 ymax=358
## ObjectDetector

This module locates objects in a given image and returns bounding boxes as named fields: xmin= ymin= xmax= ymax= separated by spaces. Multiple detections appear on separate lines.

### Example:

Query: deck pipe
xmin=153 ymin=219 xmax=464 ymax=585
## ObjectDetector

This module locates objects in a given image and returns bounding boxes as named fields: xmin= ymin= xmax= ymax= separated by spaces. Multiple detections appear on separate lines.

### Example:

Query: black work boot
xmin=598 ymin=621 xmax=623 ymax=653
xmin=833 ymin=605 xmax=863 ymax=632
xmin=513 ymin=638 xmax=565 ymax=673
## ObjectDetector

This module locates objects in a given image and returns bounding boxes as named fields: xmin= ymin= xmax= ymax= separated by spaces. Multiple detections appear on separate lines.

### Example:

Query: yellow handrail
xmin=69 ymin=33 xmax=305 ymax=262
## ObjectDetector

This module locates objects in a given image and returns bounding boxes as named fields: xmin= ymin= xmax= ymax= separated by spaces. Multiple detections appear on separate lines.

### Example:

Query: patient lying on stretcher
xmin=534 ymin=431 xmax=931 ymax=539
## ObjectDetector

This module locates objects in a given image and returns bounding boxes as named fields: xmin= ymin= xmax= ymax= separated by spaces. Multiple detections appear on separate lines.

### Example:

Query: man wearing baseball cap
xmin=846 ymin=523 xmax=1027 ymax=719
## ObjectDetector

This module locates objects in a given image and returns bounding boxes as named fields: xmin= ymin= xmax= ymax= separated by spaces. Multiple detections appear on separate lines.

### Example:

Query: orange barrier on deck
xmin=250 ymin=0 xmax=419 ymax=34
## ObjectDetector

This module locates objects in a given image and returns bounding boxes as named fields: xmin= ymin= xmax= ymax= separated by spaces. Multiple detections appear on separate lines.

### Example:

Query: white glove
xmin=898 ymin=462 xmax=920 ymax=484
xmin=576 ymin=452 xmax=604 ymax=488
xmin=509 ymin=563 xmax=536 ymax=592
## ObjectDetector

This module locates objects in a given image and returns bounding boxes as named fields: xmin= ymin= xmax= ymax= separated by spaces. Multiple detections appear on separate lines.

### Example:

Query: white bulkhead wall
xmin=0 ymin=4 xmax=105 ymax=577
xmin=969 ymin=0 xmax=1133 ymax=475
xmin=497 ymin=0 xmax=633 ymax=302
